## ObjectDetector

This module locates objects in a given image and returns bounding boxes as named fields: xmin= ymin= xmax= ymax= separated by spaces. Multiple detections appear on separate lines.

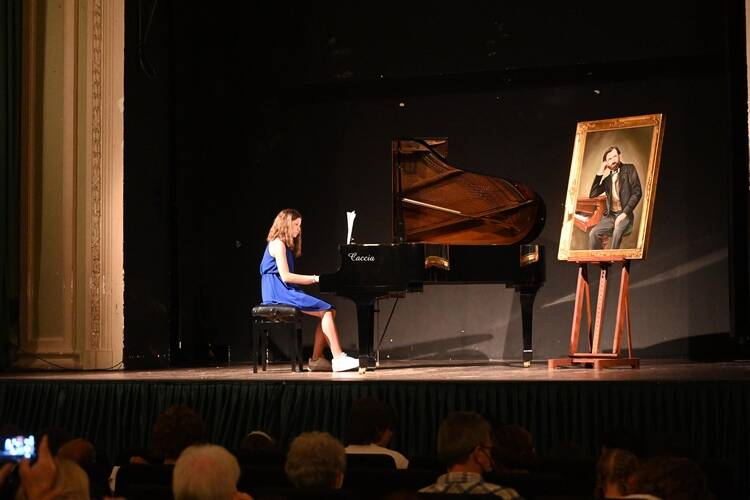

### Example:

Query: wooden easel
xmin=548 ymin=257 xmax=640 ymax=370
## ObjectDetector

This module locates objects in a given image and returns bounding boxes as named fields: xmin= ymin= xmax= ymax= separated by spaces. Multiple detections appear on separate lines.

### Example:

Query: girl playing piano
xmin=260 ymin=208 xmax=359 ymax=372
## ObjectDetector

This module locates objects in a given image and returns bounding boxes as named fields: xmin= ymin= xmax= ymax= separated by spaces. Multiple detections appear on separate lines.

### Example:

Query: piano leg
xmin=354 ymin=300 xmax=376 ymax=373
xmin=519 ymin=287 xmax=538 ymax=368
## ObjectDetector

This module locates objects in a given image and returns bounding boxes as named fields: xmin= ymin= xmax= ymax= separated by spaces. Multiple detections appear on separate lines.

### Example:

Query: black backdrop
xmin=123 ymin=0 xmax=749 ymax=368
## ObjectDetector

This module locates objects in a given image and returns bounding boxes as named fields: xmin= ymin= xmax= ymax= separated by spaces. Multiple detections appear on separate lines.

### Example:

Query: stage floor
xmin=2 ymin=359 xmax=749 ymax=382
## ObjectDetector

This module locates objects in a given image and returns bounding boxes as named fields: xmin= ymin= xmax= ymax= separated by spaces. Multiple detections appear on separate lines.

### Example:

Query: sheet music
xmin=346 ymin=211 xmax=356 ymax=244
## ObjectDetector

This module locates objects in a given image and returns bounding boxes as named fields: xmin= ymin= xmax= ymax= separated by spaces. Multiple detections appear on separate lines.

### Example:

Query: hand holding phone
xmin=1 ymin=435 xmax=36 ymax=462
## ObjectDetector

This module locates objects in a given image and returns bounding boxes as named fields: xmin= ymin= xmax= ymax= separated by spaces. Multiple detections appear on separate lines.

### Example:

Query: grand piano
xmin=319 ymin=138 xmax=546 ymax=372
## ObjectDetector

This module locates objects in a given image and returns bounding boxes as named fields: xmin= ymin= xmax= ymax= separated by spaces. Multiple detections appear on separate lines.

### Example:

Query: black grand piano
xmin=319 ymin=138 xmax=546 ymax=372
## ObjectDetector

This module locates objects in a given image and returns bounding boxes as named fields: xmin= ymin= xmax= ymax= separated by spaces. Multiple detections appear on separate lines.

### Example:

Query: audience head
xmin=436 ymin=412 xmax=494 ymax=474
xmin=57 ymin=438 xmax=96 ymax=467
xmin=239 ymin=430 xmax=276 ymax=453
xmin=631 ymin=456 xmax=712 ymax=500
xmin=285 ymin=431 xmax=346 ymax=490
xmin=172 ymin=444 xmax=244 ymax=500
xmin=237 ymin=430 xmax=283 ymax=466
xmin=346 ymin=397 xmax=398 ymax=447
xmin=491 ymin=422 xmax=537 ymax=473
xmin=152 ymin=404 xmax=205 ymax=462
xmin=594 ymin=448 xmax=638 ymax=499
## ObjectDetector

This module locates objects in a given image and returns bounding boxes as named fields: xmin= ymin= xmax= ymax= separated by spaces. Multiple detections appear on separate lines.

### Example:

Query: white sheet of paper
xmin=346 ymin=211 xmax=356 ymax=244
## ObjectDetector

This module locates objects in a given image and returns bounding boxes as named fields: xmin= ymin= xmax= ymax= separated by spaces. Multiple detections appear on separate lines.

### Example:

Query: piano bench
xmin=251 ymin=305 xmax=304 ymax=373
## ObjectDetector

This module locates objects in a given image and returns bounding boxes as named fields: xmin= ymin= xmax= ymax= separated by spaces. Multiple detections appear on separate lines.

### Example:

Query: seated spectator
xmin=134 ymin=403 xmax=206 ymax=465
xmin=172 ymin=444 xmax=252 ymax=500
xmin=57 ymin=437 xmax=111 ymax=499
xmin=627 ymin=456 xmax=713 ymax=500
xmin=285 ymin=431 xmax=346 ymax=490
xmin=594 ymin=448 xmax=638 ymax=499
xmin=237 ymin=430 xmax=284 ymax=465
xmin=490 ymin=423 xmax=538 ymax=474
xmin=57 ymin=438 xmax=96 ymax=468
xmin=240 ymin=431 xmax=276 ymax=453
xmin=419 ymin=412 xmax=523 ymax=498
xmin=110 ymin=403 xmax=205 ymax=492
xmin=345 ymin=397 xmax=409 ymax=469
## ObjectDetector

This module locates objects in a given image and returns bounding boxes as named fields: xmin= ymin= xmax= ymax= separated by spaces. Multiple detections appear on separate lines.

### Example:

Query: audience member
xmin=594 ymin=448 xmax=638 ymax=499
xmin=345 ymin=397 xmax=409 ymax=469
xmin=110 ymin=403 xmax=205 ymax=493
xmin=150 ymin=404 xmax=206 ymax=464
xmin=419 ymin=412 xmax=523 ymax=498
xmin=57 ymin=437 xmax=111 ymax=499
xmin=239 ymin=431 xmax=276 ymax=453
xmin=172 ymin=444 xmax=252 ymax=500
xmin=490 ymin=423 xmax=538 ymax=474
xmin=627 ymin=456 xmax=713 ymax=500
xmin=57 ymin=438 xmax=96 ymax=468
xmin=237 ymin=430 xmax=284 ymax=466
xmin=285 ymin=431 xmax=346 ymax=490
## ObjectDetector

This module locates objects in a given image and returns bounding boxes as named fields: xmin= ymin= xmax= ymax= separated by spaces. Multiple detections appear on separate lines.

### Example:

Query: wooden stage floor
xmin=2 ymin=359 xmax=749 ymax=382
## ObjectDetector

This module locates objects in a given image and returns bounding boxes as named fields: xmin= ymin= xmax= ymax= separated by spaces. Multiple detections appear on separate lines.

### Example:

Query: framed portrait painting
xmin=558 ymin=114 xmax=665 ymax=261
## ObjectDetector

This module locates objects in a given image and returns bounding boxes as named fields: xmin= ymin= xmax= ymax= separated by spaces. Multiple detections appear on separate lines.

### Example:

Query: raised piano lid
xmin=392 ymin=138 xmax=546 ymax=245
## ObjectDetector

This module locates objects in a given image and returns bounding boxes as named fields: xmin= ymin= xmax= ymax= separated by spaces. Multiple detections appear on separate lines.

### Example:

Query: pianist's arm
xmin=268 ymin=239 xmax=319 ymax=285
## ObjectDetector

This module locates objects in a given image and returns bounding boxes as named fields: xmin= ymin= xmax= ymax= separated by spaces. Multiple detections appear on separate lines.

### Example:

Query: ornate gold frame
xmin=558 ymin=114 xmax=665 ymax=261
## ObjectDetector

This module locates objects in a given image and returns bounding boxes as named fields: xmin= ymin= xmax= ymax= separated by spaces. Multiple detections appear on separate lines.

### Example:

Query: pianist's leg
xmin=302 ymin=310 xmax=344 ymax=357
xmin=312 ymin=323 xmax=327 ymax=360
xmin=302 ymin=310 xmax=359 ymax=372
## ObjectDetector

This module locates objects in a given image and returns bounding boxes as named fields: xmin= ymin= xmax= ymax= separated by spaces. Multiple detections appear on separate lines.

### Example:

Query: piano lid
xmin=392 ymin=138 xmax=545 ymax=245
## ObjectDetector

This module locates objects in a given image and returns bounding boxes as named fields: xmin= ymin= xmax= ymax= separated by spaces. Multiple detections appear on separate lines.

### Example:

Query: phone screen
xmin=0 ymin=435 xmax=36 ymax=461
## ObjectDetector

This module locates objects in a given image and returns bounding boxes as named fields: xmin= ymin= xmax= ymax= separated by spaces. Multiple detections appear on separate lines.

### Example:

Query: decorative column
xmin=80 ymin=0 xmax=124 ymax=369
xmin=19 ymin=0 xmax=124 ymax=370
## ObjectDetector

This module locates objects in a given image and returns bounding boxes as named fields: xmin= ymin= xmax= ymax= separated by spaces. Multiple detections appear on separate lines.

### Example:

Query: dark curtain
xmin=0 ymin=0 xmax=21 ymax=370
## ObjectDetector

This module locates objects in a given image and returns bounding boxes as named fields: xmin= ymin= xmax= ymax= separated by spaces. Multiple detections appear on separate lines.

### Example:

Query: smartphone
xmin=0 ymin=435 xmax=36 ymax=462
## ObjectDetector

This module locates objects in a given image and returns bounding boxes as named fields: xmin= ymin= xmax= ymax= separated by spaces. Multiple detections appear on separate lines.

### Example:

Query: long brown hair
xmin=594 ymin=448 xmax=638 ymax=499
xmin=266 ymin=208 xmax=302 ymax=257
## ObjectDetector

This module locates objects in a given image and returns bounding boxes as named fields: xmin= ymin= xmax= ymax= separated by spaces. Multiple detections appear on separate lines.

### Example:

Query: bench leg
xmin=252 ymin=321 xmax=259 ymax=373
xmin=262 ymin=326 xmax=269 ymax=372
xmin=296 ymin=324 xmax=304 ymax=372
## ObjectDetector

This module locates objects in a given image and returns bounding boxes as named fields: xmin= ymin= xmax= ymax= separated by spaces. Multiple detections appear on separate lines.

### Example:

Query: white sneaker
xmin=331 ymin=353 xmax=359 ymax=372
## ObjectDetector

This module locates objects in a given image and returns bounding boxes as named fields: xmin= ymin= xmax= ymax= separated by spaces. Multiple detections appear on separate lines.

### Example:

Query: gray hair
xmin=172 ymin=444 xmax=240 ymax=500
xmin=436 ymin=412 xmax=491 ymax=467
xmin=285 ymin=431 xmax=346 ymax=489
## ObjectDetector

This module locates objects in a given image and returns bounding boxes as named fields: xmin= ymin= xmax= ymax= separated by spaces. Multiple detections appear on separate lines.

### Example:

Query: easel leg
xmin=613 ymin=261 xmax=630 ymax=355
xmin=568 ymin=265 xmax=588 ymax=354
xmin=591 ymin=264 xmax=610 ymax=354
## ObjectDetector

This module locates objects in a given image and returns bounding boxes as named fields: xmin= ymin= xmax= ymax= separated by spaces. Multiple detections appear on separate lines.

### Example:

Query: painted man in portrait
xmin=588 ymin=146 xmax=642 ymax=250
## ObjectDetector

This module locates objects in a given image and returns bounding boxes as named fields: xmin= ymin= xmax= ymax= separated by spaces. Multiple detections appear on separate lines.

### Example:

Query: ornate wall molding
xmin=89 ymin=0 xmax=103 ymax=351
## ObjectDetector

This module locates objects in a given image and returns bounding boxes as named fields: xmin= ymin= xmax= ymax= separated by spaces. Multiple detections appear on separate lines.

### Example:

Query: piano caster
xmin=358 ymin=355 xmax=370 ymax=375
xmin=523 ymin=360 xmax=531 ymax=368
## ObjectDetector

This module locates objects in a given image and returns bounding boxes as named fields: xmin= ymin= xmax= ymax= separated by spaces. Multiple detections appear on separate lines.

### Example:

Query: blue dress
xmin=260 ymin=243 xmax=333 ymax=311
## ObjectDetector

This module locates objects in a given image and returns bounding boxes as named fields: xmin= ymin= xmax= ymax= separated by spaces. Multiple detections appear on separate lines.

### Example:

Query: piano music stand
xmin=548 ymin=257 xmax=639 ymax=370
